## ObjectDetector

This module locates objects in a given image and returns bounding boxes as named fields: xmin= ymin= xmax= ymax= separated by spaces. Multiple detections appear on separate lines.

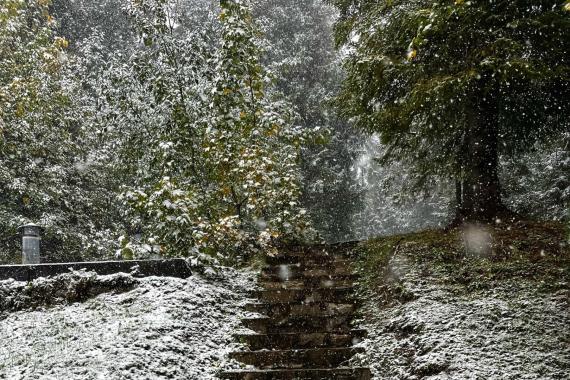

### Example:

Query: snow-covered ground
xmin=351 ymin=241 xmax=570 ymax=379
xmin=0 ymin=267 xmax=257 ymax=379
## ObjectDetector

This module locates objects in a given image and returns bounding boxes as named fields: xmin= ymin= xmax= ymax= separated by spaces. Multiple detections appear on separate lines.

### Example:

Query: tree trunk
xmin=454 ymin=102 xmax=506 ymax=223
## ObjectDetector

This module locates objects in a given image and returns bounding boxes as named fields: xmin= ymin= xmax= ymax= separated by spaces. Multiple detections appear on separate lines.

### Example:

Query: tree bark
xmin=454 ymin=101 xmax=507 ymax=223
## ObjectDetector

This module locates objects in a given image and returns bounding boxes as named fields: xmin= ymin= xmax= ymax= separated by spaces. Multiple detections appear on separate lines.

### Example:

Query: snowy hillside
xmin=0 ymin=268 xmax=257 ymax=379
xmin=351 ymin=222 xmax=570 ymax=379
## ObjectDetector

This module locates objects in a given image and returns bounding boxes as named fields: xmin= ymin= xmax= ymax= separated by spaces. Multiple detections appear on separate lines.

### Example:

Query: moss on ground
xmin=354 ymin=220 xmax=570 ymax=299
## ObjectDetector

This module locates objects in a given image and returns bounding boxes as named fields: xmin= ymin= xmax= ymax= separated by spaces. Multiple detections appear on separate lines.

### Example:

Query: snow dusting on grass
xmin=351 ymin=223 xmax=570 ymax=379
xmin=0 ymin=267 xmax=257 ymax=379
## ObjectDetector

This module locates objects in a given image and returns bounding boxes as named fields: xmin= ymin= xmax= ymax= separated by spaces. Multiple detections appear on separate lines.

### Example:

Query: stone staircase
xmin=221 ymin=243 xmax=371 ymax=380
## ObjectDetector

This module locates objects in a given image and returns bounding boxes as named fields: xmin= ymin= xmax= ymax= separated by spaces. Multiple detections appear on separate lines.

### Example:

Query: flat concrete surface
xmin=0 ymin=259 xmax=192 ymax=281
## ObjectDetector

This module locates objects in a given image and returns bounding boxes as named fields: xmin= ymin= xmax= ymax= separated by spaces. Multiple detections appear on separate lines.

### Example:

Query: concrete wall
xmin=0 ymin=259 xmax=192 ymax=282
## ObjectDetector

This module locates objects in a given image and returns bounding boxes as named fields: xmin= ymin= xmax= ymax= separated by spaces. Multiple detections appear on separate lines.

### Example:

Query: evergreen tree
xmin=328 ymin=0 xmax=570 ymax=222
xmin=352 ymin=136 xmax=452 ymax=238
xmin=502 ymin=131 xmax=570 ymax=222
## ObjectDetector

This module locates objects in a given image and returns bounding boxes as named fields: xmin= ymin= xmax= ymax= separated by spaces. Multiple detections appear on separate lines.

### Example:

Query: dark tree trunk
xmin=454 ymin=102 xmax=507 ymax=223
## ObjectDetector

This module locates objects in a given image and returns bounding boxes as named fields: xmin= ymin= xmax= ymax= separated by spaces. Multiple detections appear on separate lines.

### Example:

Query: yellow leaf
xmin=219 ymin=8 xmax=227 ymax=21
xmin=406 ymin=48 xmax=417 ymax=61
xmin=54 ymin=37 xmax=69 ymax=49
xmin=15 ymin=103 xmax=24 ymax=117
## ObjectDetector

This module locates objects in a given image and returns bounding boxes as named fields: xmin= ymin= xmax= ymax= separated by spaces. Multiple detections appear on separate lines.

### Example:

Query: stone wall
xmin=0 ymin=259 xmax=192 ymax=281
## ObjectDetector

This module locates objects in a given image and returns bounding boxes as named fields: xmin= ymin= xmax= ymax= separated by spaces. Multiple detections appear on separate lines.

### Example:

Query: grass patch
xmin=353 ymin=234 xmax=416 ymax=305
xmin=355 ymin=220 xmax=570 ymax=300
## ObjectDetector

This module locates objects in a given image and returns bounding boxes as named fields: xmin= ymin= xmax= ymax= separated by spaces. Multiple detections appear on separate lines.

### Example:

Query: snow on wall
xmin=0 ymin=268 xmax=257 ymax=379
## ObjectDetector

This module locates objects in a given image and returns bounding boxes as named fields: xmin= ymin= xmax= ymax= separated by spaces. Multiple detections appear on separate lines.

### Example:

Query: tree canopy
xmin=0 ymin=0 xmax=94 ymax=260
xmin=329 ymin=0 xmax=570 ymax=221
xmin=1 ymin=0 xmax=568 ymax=263
xmin=97 ymin=0 xmax=312 ymax=262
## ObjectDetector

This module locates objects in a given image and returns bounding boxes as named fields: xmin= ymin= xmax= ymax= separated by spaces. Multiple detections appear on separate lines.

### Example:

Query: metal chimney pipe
xmin=18 ymin=224 xmax=41 ymax=264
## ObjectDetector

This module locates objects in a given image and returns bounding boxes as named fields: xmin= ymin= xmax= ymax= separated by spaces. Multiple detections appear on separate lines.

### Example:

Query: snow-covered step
xmin=251 ymin=286 xmax=355 ymax=303
xmin=225 ymin=243 xmax=369 ymax=377
xmin=265 ymin=251 xmax=339 ymax=265
xmin=245 ymin=301 xmax=357 ymax=318
xmin=261 ymin=263 xmax=354 ymax=280
xmin=262 ymin=259 xmax=353 ymax=271
xmin=235 ymin=329 xmax=367 ymax=350
xmin=260 ymin=269 xmax=358 ymax=282
xmin=228 ymin=347 xmax=365 ymax=369
xmin=242 ymin=315 xmax=353 ymax=334
xmin=260 ymin=277 xmax=355 ymax=290
xmin=266 ymin=241 xmax=357 ymax=260
xmin=220 ymin=367 xmax=371 ymax=379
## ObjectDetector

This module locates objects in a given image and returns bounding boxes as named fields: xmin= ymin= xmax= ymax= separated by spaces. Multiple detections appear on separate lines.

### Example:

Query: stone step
xmin=251 ymin=287 xmax=355 ymax=304
xmin=261 ymin=262 xmax=354 ymax=281
xmin=225 ymin=243 xmax=369 ymax=378
xmin=229 ymin=347 xmax=365 ymax=369
xmin=220 ymin=367 xmax=371 ymax=380
xmin=264 ymin=259 xmax=352 ymax=271
xmin=260 ymin=277 xmax=355 ymax=290
xmin=242 ymin=315 xmax=352 ymax=334
xmin=235 ymin=329 xmax=367 ymax=350
xmin=259 ymin=270 xmax=358 ymax=285
xmin=265 ymin=252 xmax=340 ymax=265
xmin=281 ymin=242 xmax=358 ymax=257
xmin=245 ymin=301 xmax=357 ymax=318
